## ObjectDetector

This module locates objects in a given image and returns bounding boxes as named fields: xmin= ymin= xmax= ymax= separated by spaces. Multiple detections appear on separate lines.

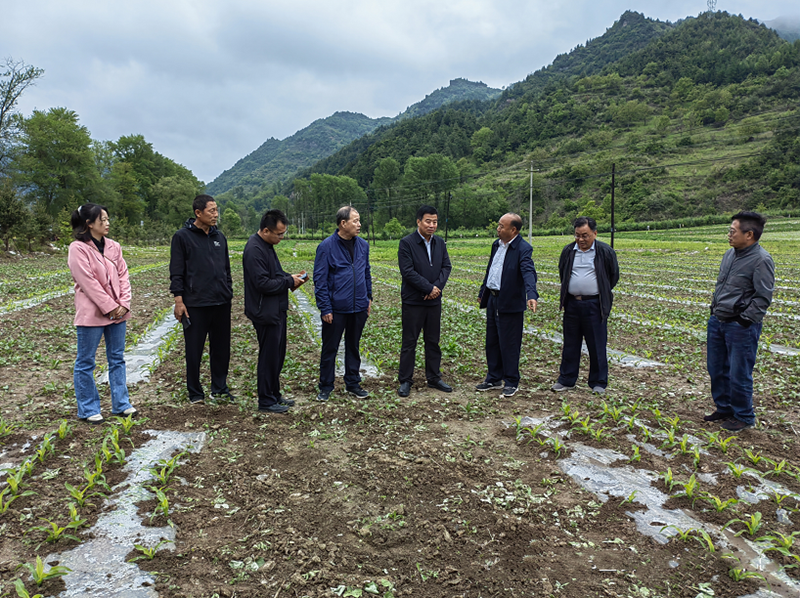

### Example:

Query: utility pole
xmin=528 ymin=161 xmax=534 ymax=244
xmin=611 ymin=163 xmax=616 ymax=249
xmin=444 ymin=192 xmax=451 ymax=243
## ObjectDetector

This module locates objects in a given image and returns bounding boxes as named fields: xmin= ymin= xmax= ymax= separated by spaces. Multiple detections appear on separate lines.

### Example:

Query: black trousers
xmin=557 ymin=297 xmax=609 ymax=389
xmin=183 ymin=303 xmax=231 ymax=401
xmin=484 ymin=294 xmax=525 ymax=388
xmin=253 ymin=313 xmax=287 ymax=408
xmin=319 ymin=311 xmax=369 ymax=392
xmin=399 ymin=303 xmax=442 ymax=384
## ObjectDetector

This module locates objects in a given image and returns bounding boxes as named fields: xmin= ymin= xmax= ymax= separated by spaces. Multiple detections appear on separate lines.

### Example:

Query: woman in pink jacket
xmin=67 ymin=203 xmax=137 ymax=424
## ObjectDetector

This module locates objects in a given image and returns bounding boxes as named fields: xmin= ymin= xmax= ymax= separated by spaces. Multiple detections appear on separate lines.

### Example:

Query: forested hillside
xmin=259 ymin=11 xmax=800 ymax=237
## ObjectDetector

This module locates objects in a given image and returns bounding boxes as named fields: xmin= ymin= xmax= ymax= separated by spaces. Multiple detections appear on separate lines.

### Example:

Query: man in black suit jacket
xmin=477 ymin=213 xmax=539 ymax=397
xmin=397 ymin=205 xmax=452 ymax=397
xmin=242 ymin=209 xmax=307 ymax=413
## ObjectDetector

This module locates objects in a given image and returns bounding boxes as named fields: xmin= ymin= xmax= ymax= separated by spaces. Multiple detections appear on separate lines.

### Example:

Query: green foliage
xmin=17 ymin=555 xmax=71 ymax=586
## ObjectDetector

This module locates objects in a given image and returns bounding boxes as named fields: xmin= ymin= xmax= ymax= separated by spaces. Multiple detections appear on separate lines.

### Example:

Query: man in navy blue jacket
xmin=397 ymin=205 xmax=452 ymax=397
xmin=243 ymin=209 xmax=307 ymax=413
xmin=313 ymin=207 xmax=372 ymax=402
xmin=477 ymin=213 xmax=539 ymax=397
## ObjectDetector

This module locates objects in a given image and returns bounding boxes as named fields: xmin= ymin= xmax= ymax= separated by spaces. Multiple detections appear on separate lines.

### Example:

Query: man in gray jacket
xmin=704 ymin=211 xmax=774 ymax=432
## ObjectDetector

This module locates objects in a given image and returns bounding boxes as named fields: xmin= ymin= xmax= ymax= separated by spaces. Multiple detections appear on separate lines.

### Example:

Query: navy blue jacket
xmin=478 ymin=236 xmax=539 ymax=312
xmin=242 ymin=233 xmax=294 ymax=326
xmin=313 ymin=231 xmax=372 ymax=315
xmin=169 ymin=219 xmax=233 ymax=307
xmin=398 ymin=232 xmax=451 ymax=306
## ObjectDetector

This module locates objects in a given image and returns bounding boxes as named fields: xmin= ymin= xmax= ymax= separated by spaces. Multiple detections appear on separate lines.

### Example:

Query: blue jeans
xmin=74 ymin=322 xmax=132 ymax=419
xmin=706 ymin=315 xmax=761 ymax=425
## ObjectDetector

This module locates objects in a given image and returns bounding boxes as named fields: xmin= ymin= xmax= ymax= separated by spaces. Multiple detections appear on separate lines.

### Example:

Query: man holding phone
xmin=313 ymin=206 xmax=372 ymax=402
xmin=243 ymin=209 xmax=307 ymax=413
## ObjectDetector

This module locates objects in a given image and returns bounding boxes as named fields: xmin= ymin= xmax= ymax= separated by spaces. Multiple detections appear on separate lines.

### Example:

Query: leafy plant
xmin=0 ymin=486 xmax=36 ymax=513
xmin=34 ymin=433 xmax=55 ymax=463
xmin=547 ymin=437 xmax=565 ymax=457
xmin=743 ymin=448 xmax=763 ymax=466
xmin=13 ymin=578 xmax=43 ymax=598
xmin=0 ymin=416 xmax=17 ymax=439
xmin=724 ymin=512 xmax=763 ymax=537
xmin=661 ymin=468 xmax=677 ymax=491
xmin=113 ymin=413 xmax=137 ymax=434
xmin=56 ymin=419 xmax=72 ymax=440
xmin=620 ymin=490 xmax=638 ymax=505
xmin=693 ymin=529 xmax=716 ymax=553
xmin=65 ymin=482 xmax=105 ymax=508
xmin=128 ymin=538 xmax=174 ymax=561
xmin=660 ymin=525 xmax=696 ymax=541
xmin=28 ymin=517 xmax=82 ymax=545
xmin=149 ymin=451 xmax=187 ymax=488
xmin=674 ymin=474 xmax=700 ymax=505
xmin=701 ymin=493 xmax=738 ymax=512
xmin=765 ymin=459 xmax=788 ymax=478
xmin=149 ymin=486 xmax=170 ymax=521
xmin=17 ymin=555 xmax=71 ymax=586
xmin=629 ymin=445 xmax=641 ymax=463
xmin=728 ymin=567 xmax=766 ymax=583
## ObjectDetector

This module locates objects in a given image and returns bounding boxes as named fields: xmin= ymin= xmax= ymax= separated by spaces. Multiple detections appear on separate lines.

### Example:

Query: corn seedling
xmin=620 ymin=490 xmax=638 ymax=506
xmin=743 ymin=448 xmax=763 ymax=466
xmin=702 ymin=430 xmax=721 ymax=448
xmin=522 ymin=423 xmax=546 ymax=445
xmin=64 ymin=482 xmax=105 ymax=508
xmin=677 ymin=434 xmax=692 ymax=456
xmin=6 ymin=466 xmax=30 ymax=495
xmin=766 ymin=459 xmax=788 ymax=478
xmin=547 ymin=437 xmax=565 ymax=457
xmin=590 ymin=426 xmax=609 ymax=442
xmin=17 ymin=555 xmax=71 ymax=586
xmin=724 ymin=512 xmax=762 ymax=537
xmin=128 ymin=538 xmax=174 ymax=562
xmin=149 ymin=486 xmax=170 ymax=521
xmin=661 ymin=468 xmax=677 ymax=491
xmin=113 ymin=414 xmax=137 ymax=434
xmin=34 ymin=433 xmax=55 ymax=464
xmin=660 ymin=525 xmax=696 ymax=542
xmin=28 ymin=517 xmax=82 ymax=545
xmin=629 ymin=445 xmax=641 ymax=463
xmin=512 ymin=416 xmax=526 ymax=439
xmin=13 ymin=578 xmax=44 ymax=598
xmin=674 ymin=474 xmax=700 ymax=505
xmin=56 ymin=419 xmax=72 ymax=440
xmin=560 ymin=401 xmax=572 ymax=420
xmin=692 ymin=446 xmax=702 ymax=469
xmin=0 ymin=416 xmax=17 ymax=438
xmin=663 ymin=414 xmax=681 ymax=432
xmin=728 ymin=568 xmax=767 ymax=583
xmin=725 ymin=462 xmax=752 ymax=478
xmin=693 ymin=529 xmax=717 ymax=553
xmin=701 ymin=493 xmax=739 ymax=512
xmin=651 ymin=407 xmax=663 ymax=425
xmin=19 ymin=458 xmax=35 ymax=476
xmin=715 ymin=434 xmax=737 ymax=454
xmin=638 ymin=426 xmax=651 ymax=443
xmin=756 ymin=531 xmax=800 ymax=552
xmin=149 ymin=451 xmax=187 ymax=488
xmin=0 ymin=486 xmax=35 ymax=513
xmin=769 ymin=489 xmax=796 ymax=507
xmin=660 ymin=428 xmax=678 ymax=450
xmin=66 ymin=503 xmax=87 ymax=529
xmin=83 ymin=467 xmax=109 ymax=492
xmin=602 ymin=402 xmax=625 ymax=424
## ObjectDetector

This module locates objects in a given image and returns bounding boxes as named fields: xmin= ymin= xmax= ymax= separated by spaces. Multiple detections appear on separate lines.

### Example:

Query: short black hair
xmin=260 ymin=209 xmax=288 ymax=231
xmin=71 ymin=203 xmax=109 ymax=241
xmin=507 ymin=213 xmax=523 ymax=232
xmin=193 ymin=194 xmax=216 ymax=214
xmin=336 ymin=206 xmax=356 ymax=227
xmin=573 ymin=216 xmax=597 ymax=231
xmin=416 ymin=205 xmax=438 ymax=222
xmin=732 ymin=211 xmax=766 ymax=241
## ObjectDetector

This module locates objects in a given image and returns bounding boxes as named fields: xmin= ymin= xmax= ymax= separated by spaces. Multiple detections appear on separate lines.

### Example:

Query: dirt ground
xmin=1 ymin=247 xmax=799 ymax=598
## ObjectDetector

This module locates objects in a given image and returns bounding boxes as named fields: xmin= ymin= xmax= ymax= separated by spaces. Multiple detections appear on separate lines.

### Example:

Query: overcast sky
xmin=5 ymin=0 xmax=798 ymax=185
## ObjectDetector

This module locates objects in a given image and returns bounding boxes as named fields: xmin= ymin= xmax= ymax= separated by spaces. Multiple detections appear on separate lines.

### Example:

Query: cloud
xmin=6 ymin=0 xmax=798 ymax=183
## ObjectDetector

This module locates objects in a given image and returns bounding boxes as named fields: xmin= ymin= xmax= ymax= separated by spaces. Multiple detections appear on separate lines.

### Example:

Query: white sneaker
xmin=113 ymin=407 xmax=138 ymax=417
xmin=83 ymin=413 xmax=104 ymax=424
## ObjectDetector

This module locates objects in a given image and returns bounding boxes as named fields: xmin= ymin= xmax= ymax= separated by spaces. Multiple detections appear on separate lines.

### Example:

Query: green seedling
xmin=692 ymin=446 xmax=702 ymax=469
xmin=702 ymin=430 xmax=721 ymax=448
xmin=17 ymin=555 xmax=71 ymax=586
xmin=651 ymin=407 xmax=663 ymax=424
xmin=660 ymin=428 xmax=677 ymax=450
xmin=626 ymin=417 xmax=638 ymax=433
xmin=522 ymin=423 xmax=546 ymax=445
xmin=693 ymin=529 xmax=717 ymax=553
xmin=756 ymin=531 xmax=800 ymax=552
xmin=661 ymin=468 xmax=677 ymax=491
xmin=602 ymin=402 xmax=625 ymax=424
xmin=56 ymin=419 xmax=72 ymax=440
xmin=19 ymin=458 xmax=35 ymax=476
xmin=674 ymin=474 xmax=700 ymax=505
xmin=113 ymin=414 xmax=137 ymax=434
xmin=663 ymin=414 xmax=681 ymax=432
xmin=728 ymin=568 xmax=767 ymax=583
xmin=149 ymin=451 xmax=187 ymax=488
xmin=768 ymin=489 xmax=795 ymax=507
xmin=149 ymin=486 xmax=170 ymax=521
xmin=128 ymin=538 xmax=174 ymax=561
xmin=724 ymin=512 xmax=763 ymax=537
xmin=638 ymin=426 xmax=651 ymax=443
xmin=512 ymin=416 xmax=526 ymax=439
xmin=590 ymin=426 xmax=609 ymax=442
xmin=702 ymin=493 xmax=739 ymax=512
xmin=560 ymin=401 xmax=572 ymax=419
xmin=0 ymin=486 xmax=36 ymax=513
xmin=34 ymin=433 xmax=55 ymax=463
xmin=6 ymin=466 xmax=30 ymax=495
xmin=677 ymin=434 xmax=692 ymax=456
xmin=547 ymin=437 xmax=565 ymax=457
xmin=743 ymin=448 xmax=763 ymax=466
xmin=620 ymin=490 xmax=638 ymax=506
xmin=13 ymin=578 xmax=44 ymax=598
xmin=0 ymin=416 xmax=17 ymax=438
xmin=767 ymin=547 xmax=800 ymax=569
xmin=726 ymin=462 xmax=751 ymax=478
xmin=629 ymin=445 xmax=641 ymax=463
xmin=766 ymin=459 xmax=788 ymax=478
xmin=93 ymin=452 xmax=104 ymax=474
xmin=28 ymin=517 xmax=82 ymax=545
xmin=65 ymin=482 xmax=105 ymax=508
xmin=83 ymin=467 xmax=109 ymax=492
xmin=715 ymin=434 xmax=737 ymax=454
xmin=66 ymin=503 xmax=87 ymax=529
xmin=661 ymin=525 xmax=696 ymax=542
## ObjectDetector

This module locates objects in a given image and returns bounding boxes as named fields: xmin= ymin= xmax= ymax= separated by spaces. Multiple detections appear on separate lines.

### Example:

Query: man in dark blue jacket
xmin=477 ymin=213 xmax=539 ymax=397
xmin=397 ymin=205 xmax=452 ymax=397
xmin=243 ymin=209 xmax=307 ymax=413
xmin=313 ymin=207 xmax=372 ymax=402
xmin=169 ymin=195 xmax=234 ymax=405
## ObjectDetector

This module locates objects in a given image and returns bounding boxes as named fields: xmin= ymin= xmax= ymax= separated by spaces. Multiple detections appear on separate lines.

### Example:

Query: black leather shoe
xmin=259 ymin=403 xmax=289 ymax=414
xmin=278 ymin=396 xmax=296 ymax=406
xmin=427 ymin=379 xmax=452 ymax=393
xmin=398 ymin=382 xmax=411 ymax=397
xmin=703 ymin=411 xmax=731 ymax=422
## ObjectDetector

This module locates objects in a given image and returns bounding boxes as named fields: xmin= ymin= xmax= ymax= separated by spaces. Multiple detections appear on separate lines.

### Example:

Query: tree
xmin=383 ymin=217 xmax=404 ymax=239
xmin=220 ymin=208 xmax=243 ymax=238
xmin=0 ymin=58 xmax=44 ymax=169
xmin=14 ymin=107 xmax=98 ymax=216
xmin=151 ymin=175 xmax=197 ymax=229
xmin=0 ymin=180 xmax=26 ymax=251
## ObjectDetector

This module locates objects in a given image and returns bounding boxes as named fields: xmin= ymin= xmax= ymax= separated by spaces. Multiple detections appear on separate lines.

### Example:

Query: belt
xmin=571 ymin=294 xmax=599 ymax=301
xmin=489 ymin=289 xmax=500 ymax=296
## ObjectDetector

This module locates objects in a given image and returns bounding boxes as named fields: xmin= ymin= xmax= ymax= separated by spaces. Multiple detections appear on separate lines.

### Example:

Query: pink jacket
xmin=68 ymin=238 xmax=132 ymax=327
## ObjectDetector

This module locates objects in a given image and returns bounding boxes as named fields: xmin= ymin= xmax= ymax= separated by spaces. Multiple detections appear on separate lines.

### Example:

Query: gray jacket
xmin=711 ymin=242 xmax=774 ymax=324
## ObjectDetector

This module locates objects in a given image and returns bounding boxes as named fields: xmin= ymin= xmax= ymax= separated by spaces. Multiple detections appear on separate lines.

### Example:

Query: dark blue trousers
xmin=484 ymin=294 xmax=524 ymax=388
xmin=183 ymin=303 xmax=231 ymax=401
xmin=253 ymin=314 xmax=287 ymax=408
xmin=319 ymin=311 xmax=369 ymax=392
xmin=706 ymin=315 xmax=761 ymax=425
xmin=557 ymin=297 xmax=608 ymax=389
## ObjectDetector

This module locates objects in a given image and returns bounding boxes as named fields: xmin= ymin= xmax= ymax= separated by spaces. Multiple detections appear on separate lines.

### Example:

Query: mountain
xmin=207 ymin=78 xmax=501 ymax=197
xmin=763 ymin=15 xmax=800 ymax=42
xmin=398 ymin=78 xmax=501 ymax=119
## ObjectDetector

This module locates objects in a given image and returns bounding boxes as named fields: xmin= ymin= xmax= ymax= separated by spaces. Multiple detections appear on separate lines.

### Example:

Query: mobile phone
xmin=300 ymin=272 xmax=308 ymax=280
xmin=182 ymin=316 xmax=192 ymax=330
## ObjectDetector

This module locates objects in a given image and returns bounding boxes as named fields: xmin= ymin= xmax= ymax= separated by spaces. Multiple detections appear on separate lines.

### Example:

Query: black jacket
xmin=711 ymin=242 xmax=774 ymax=324
xmin=169 ymin=219 xmax=233 ymax=307
xmin=242 ymin=233 xmax=294 ymax=326
xmin=558 ymin=239 xmax=619 ymax=320
xmin=398 ymin=232 xmax=451 ymax=306
xmin=479 ymin=236 xmax=539 ymax=312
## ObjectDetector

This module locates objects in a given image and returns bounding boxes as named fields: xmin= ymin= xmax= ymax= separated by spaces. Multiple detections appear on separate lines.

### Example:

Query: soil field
xmin=1 ymin=225 xmax=799 ymax=598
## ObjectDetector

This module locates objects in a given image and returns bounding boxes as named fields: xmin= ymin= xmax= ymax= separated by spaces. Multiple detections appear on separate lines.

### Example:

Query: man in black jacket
xmin=397 ymin=205 xmax=452 ymax=397
xmin=242 ymin=209 xmax=307 ymax=413
xmin=477 ymin=213 xmax=539 ymax=398
xmin=169 ymin=195 xmax=234 ymax=404
xmin=551 ymin=217 xmax=619 ymax=395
